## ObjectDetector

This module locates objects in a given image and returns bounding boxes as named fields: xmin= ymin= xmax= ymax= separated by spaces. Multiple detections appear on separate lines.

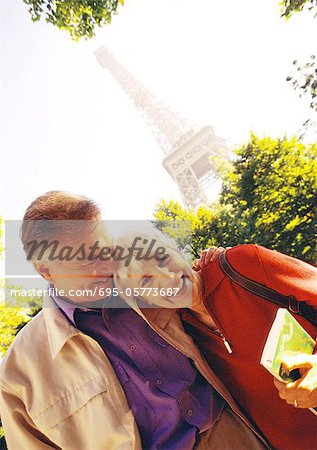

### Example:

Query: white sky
xmin=0 ymin=0 xmax=316 ymax=220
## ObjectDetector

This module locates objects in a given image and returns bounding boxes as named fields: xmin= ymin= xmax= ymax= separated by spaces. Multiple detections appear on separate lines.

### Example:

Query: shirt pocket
xmin=113 ymin=361 xmax=156 ymax=433
xmin=33 ymin=374 xmax=108 ymax=430
xmin=31 ymin=374 xmax=117 ymax=450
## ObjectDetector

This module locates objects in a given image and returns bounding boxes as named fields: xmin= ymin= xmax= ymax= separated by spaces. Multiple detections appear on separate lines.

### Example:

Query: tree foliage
xmin=0 ymin=216 xmax=3 ymax=259
xmin=221 ymin=134 xmax=317 ymax=261
xmin=0 ymin=287 xmax=43 ymax=357
xmin=280 ymin=0 xmax=317 ymax=18
xmin=23 ymin=0 xmax=124 ymax=40
xmin=287 ymin=55 xmax=317 ymax=113
xmin=154 ymin=201 xmax=229 ymax=260
xmin=154 ymin=134 xmax=317 ymax=264
xmin=281 ymin=1 xmax=317 ymax=132
xmin=0 ymin=218 xmax=42 ymax=358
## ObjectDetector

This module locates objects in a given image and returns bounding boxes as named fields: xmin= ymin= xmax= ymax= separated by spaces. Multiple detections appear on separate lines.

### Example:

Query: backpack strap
xmin=219 ymin=251 xmax=317 ymax=327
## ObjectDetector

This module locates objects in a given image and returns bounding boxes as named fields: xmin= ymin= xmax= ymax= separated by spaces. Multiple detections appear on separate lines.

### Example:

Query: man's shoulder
xmin=10 ymin=309 xmax=45 ymax=342
xmin=0 ymin=311 xmax=47 ymax=378
xmin=9 ymin=308 xmax=45 ymax=339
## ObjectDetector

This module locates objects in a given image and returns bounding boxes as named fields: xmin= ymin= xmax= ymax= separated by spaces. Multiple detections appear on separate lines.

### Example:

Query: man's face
xmin=36 ymin=222 xmax=118 ymax=303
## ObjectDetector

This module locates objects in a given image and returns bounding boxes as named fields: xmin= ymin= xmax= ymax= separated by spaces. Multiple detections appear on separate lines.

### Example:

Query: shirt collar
xmin=43 ymin=291 xmax=109 ymax=359
xmin=50 ymin=285 xmax=106 ymax=327
xmin=51 ymin=293 xmax=77 ymax=326
xmin=42 ymin=294 xmax=81 ymax=359
xmin=44 ymin=286 xmax=179 ymax=359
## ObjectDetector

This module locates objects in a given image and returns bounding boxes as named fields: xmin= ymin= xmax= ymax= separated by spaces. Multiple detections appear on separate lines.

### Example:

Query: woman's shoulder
xmin=200 ymin=245 xmax=265 ymax=296
xmin=225 ymin=244 xmax=267 ymax=281
xmin=225 ymin=244 xmax=317 ymax=303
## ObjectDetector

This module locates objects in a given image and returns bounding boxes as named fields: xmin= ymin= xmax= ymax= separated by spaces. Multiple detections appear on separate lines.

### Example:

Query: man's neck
xmin=50 ymin=284 xmax=112 ymax=309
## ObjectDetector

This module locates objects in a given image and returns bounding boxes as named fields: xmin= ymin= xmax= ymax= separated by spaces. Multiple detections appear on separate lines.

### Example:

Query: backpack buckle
xmin=288 ymin=296 xmax=300 ymax=314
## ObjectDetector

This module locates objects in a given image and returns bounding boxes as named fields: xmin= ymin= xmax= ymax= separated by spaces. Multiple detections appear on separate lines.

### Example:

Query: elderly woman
xmin=114 ymin=224 xmax=317 ymax=450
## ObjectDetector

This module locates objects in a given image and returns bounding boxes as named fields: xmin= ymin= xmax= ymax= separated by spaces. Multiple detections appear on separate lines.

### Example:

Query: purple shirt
xmin=53 ymin=294 xmax=225 ymax=449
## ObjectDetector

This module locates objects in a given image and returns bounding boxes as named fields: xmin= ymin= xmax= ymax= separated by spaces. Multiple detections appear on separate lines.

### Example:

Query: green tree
xmin=23 ymin=0 xmax=124 ymax=41
xmin=221 ymin=134 xmax=317 ymax=262
xmin=154 ymin=200 xmax=231 ymax=260
xmin=280 ymin=0 xmax=317 ymax=18
xmin=286 ymin=56 xmax=317 ymax=123
xmin=281 ymin=1 xmax=317 ymax=131
xmin=0 ymin=287 xmax=43 ymax=358
xmin=0 ymin=218 xmax=42 ymax=358
xmin=0 ymin=216 xmax=3 ymax=258
xmin=154 ymin=134 xmax=317 ymax=264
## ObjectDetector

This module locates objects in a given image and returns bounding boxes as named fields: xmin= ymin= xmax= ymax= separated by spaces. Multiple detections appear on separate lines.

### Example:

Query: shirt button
xmin=130 ymin=344 xmax=137 ymax=352
xmin=156 ymin=379 xmax=163 ymax=386
xmin=187 ymin=409 xmax=194 ymax=417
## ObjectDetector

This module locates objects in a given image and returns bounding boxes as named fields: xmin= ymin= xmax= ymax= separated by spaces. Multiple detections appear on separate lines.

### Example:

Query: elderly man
xmin=0 ymin=191 xmax=267 ymax=450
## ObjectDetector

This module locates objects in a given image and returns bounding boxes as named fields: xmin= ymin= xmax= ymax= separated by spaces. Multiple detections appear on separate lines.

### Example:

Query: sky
xmin=0 ymin=0 xmax=316 ymax=220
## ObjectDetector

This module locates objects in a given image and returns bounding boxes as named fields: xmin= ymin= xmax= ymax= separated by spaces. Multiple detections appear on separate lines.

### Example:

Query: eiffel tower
xmin=95 ymin=46 xmax=228 ymax=208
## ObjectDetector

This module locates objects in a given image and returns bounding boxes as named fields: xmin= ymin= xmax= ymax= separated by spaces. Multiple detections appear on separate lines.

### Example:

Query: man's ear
xmin=35 ymin=263 xmax=52 ymax=281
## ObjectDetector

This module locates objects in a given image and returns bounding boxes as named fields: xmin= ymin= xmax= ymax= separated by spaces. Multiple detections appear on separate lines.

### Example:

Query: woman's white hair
xmin=113 ymin=221 xmax=188 ymax=307
xmin=114 ymin=221 xmax=179 ymax=276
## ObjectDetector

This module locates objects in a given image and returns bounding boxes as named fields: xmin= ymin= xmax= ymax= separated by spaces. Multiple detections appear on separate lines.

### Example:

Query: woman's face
xmin=119 ymin=246 xmax=193 ymax=308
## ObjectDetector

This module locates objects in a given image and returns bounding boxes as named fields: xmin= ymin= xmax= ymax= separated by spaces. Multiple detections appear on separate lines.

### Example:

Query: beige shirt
xmin=0 ymin=295 xmax=266 ymax=449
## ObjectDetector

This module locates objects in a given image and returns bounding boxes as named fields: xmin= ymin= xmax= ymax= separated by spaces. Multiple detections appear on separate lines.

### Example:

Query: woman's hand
xmin=193 ymin=246 xmax=227 ymax=270
xmin=273 ymin=353 xmax=317 ymax=409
